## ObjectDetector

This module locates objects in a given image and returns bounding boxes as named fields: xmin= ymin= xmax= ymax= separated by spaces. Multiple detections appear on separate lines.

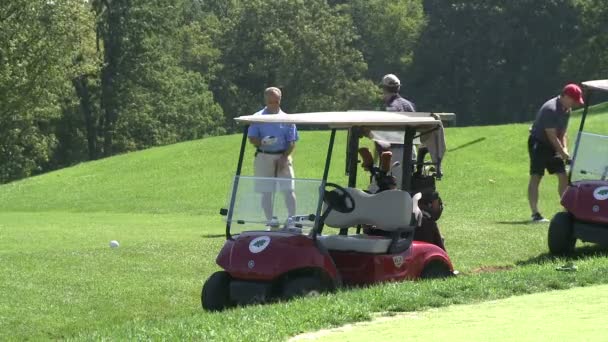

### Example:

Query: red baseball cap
xmin=562 ymin=83 xmax=584 ymax=105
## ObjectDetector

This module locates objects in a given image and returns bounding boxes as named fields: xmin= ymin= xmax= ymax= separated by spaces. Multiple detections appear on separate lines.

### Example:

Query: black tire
xmin=420 ymin=261 xmax=452 ymax=279
xmin=201 ymin=271 xmax=232 ymax=311
xmin=282 ymin=276 xmax=324 ymax=300
xmin=548 ymin=212 xmax=576 ymax=255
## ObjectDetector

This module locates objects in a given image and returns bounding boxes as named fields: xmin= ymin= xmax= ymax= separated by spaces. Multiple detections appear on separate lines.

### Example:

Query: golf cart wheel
xmin=201 ymin=271 xmax=233 ymax=311
xmin=420 ymin=261 xmax=452 ymax=279
xmin=282 ymin=276 xmax=324 ymax=300
xmin=548 ymin=212 xmax=576 ymax=255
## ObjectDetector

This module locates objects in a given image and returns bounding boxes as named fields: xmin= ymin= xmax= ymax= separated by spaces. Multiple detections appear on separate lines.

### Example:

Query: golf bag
xmin=358 ymin=147 xmax=446 ymax=251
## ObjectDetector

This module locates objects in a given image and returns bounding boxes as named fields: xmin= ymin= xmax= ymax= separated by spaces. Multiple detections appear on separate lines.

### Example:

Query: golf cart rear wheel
xmin=202 ymin=271 xmax=233 ymax=311
xmin=420 ymin=261 xmax=452 ymax=279
xmin=282 ymin=276 xmax=324 ymax=300
xmin=548 ymin=212 xmax=576 ymax=255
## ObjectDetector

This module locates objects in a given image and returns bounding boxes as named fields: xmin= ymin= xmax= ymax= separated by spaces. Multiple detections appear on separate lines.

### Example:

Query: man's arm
xmin=248 ymin=124 xmax=261 ymax=147
xmin=283 ymin=142 xmax=295 ymax=157
xmin=545 ymin=128 xmax=569 ymax=159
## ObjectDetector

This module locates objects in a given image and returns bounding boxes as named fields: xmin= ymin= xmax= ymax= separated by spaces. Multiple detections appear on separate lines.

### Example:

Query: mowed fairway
xmin=1 ymin=104 xmax=608 ymax=340
xmin=296 ymin=284 xmax=608 ymax=342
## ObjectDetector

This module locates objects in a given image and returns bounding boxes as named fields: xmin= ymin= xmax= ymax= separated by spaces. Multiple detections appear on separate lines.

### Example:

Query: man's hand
xmin=560 ymin=148 xmax=570 ymax=161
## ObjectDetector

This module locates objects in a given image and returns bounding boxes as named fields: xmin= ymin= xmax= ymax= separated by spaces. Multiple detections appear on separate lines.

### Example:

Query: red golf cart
xmin=202 ymin=111 xmax=456 ymax=311
xmin=549 ymin=80 xmax=608 ymax=255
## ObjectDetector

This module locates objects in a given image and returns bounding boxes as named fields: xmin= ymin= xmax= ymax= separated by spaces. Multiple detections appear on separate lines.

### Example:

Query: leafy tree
xmin=562 ymin=0 xmax=608 ymax=83
xmin=410 ymin=0 xmax=581 ymax=124
xmin=0 ymin=0 xmax=88 ymax=182
xmin=212 ymin=0 xmax=376 ymax=130
xmin=347 ymin=0 xmax=426 ymax=82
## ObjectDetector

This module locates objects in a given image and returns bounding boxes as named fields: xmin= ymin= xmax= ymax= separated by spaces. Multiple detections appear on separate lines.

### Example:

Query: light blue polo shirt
xmin=248 ymin=107 xmax=299 ymax=152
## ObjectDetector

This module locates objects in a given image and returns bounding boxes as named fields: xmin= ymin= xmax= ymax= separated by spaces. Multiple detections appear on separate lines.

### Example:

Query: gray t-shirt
xmin=530 ymin=96 xmax=570 ymax=145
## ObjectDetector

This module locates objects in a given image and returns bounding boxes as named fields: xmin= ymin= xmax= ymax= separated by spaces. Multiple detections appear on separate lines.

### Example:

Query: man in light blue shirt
xmin=248 ymin=87 xmax=298 ymax=227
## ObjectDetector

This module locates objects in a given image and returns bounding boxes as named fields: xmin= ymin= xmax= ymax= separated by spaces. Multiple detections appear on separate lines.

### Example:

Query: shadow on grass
xmin=201 ymin=234 xmax=225 ymax=239
xmin=448 ymin=137 xmax=487 ymax=152
xmin=496 ymin=220 xmax=539 ymax=226
xmin=518 ymin=245 xmax=608 ymax=266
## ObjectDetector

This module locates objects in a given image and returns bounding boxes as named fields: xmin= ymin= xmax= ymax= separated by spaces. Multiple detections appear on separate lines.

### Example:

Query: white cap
xmin=382 ymin=74 xmax=401 ymax=87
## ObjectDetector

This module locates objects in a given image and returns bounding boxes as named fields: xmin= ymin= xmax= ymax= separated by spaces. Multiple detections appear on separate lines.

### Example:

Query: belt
xmin=256 ymin=149 xmax=286 ymax=155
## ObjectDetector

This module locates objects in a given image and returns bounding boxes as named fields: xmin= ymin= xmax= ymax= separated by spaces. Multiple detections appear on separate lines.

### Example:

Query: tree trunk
xmin=72 ymin=75 xmax=98 ymax=160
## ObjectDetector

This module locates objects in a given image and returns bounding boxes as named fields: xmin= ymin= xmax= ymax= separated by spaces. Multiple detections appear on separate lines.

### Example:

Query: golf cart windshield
xmin=571 ymin=80 xmax=608 ymax=182
xmin=571 ymin=132 xmax=608 ymax=182
xmin=223 ymin=176 xmax=323 ymax=235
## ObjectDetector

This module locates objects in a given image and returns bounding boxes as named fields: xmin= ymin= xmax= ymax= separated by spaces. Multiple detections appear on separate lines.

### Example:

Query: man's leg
xmin=557 ymin=172 xmax=568 ymax=197
xmin=278 ymin=156 xmax=296 ymax=218
xmin=528 ymin=174 xmax=543 ymax=215
xmin=284 ymin=191 xmax=296 ymax=217
xmin=261 ymin=192 xmax=273 ymax=221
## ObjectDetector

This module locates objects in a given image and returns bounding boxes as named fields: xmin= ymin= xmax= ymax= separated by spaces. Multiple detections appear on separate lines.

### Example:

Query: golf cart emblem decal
xmin=249 ymin=236 xmax=271 ymax=254
xmin=593 ymin=187 xmax=608 ymax=201
xmin=248 ymin=260 xmax=255 ymax=269
xmin=393 ymin=256 xmax=404 ymax=268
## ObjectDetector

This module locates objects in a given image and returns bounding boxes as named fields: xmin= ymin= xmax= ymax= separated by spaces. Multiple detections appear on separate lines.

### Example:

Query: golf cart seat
xmin=319 ymin=188 xmax=418 ymax=254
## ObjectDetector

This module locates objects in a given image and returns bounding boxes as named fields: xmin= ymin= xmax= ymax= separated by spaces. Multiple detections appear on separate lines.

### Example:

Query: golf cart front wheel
xmin=282 ymin=276 xmax=324 ymax=300
xmin=420 ymin=261 xmax=452 ymax=279
xmin=548 ymin=212 xmax=576 ymax=255
xmin=202 ymin=271 xmax=233 ymax=311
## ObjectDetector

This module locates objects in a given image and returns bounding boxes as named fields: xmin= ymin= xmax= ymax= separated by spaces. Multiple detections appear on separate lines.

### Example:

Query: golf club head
xmin=379 ymin=151 xmax=392 ymax=173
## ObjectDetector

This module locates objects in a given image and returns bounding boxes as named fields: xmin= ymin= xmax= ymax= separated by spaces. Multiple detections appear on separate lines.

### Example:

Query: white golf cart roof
xmin=234 ymin=111 xmax=454 ymax=129
xmin=582 ymin=80 xmax=608 ymax=92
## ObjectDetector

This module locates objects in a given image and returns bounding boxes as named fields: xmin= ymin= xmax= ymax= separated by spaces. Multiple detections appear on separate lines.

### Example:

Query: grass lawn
xmin=0 ymin=104 xmax=607 ymax=340
xmin=300 ymin=284 xmax=608 ymax=342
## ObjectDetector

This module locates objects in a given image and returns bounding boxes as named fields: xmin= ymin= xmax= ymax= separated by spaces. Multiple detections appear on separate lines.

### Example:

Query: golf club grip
xmin=358 ymin=148 xmax=374 ymax=169
xmin=380 ymin=151 xmax=392 ymax=173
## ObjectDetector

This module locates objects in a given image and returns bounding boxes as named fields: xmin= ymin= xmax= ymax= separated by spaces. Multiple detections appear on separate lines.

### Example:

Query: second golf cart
xmin=202 ymin=111 xmax=455 ymax=311
xmin=549 ymin=80 xmax=608 ymax=255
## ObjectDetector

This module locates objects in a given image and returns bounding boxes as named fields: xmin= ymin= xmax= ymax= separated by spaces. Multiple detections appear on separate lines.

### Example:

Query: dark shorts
xmin=528 ymin=136 xmax=565 ymax=176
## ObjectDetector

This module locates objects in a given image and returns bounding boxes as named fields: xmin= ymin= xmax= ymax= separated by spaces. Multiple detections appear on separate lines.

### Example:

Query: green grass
xmin=1 ymin=104 xmax=608 ymax=340
xmin=310 ymin=283 xmax=608 ymax=342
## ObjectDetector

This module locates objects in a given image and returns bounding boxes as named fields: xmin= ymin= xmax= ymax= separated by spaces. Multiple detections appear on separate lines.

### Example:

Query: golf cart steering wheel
xmin=323 ymin=183 xmax=355 ymax=213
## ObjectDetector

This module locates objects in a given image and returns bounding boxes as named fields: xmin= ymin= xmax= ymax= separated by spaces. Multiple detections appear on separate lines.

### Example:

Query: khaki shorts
xmin=254 ymin=153 xmax=295 ymax=192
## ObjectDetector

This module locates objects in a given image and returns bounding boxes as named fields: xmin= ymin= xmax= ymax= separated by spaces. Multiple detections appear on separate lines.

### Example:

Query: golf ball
xmin=109 ymin=240 xmax=120 ymax=248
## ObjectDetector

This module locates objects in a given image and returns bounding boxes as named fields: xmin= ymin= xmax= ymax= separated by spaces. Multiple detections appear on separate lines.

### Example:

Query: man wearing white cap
xmin=382 ymin=74 xmax=416 ymax=112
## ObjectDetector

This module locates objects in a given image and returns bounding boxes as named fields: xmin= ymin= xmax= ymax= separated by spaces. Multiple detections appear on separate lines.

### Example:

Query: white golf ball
xmin=109 ymin=240 xmax=120 ymax=248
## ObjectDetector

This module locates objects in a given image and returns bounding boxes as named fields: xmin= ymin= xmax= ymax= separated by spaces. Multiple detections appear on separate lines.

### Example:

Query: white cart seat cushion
xmin=324 ymin=188 xmax=420 ymax=232
xmin=318 ymin=234 xmax=391 ymax=254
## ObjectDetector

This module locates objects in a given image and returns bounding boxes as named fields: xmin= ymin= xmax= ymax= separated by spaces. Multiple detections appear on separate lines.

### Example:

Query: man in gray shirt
xmin=527 ymin=84 xmax=584 ymax=222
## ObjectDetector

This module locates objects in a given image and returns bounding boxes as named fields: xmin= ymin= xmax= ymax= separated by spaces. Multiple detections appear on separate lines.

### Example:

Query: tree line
xmin=1 ymin=0 xmax=606 ymax=183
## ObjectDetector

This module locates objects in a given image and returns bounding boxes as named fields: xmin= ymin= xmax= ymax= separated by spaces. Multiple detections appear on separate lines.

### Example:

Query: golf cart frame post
xmin=569 ymin=87 xmax=594 ymax=184
xmin=225 ymin=125 xmax=250 ymax=240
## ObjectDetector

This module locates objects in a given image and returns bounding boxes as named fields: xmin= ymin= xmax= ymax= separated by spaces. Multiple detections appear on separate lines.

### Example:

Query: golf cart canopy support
xmin=234 ymin=111 xmax=453 ymax=130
